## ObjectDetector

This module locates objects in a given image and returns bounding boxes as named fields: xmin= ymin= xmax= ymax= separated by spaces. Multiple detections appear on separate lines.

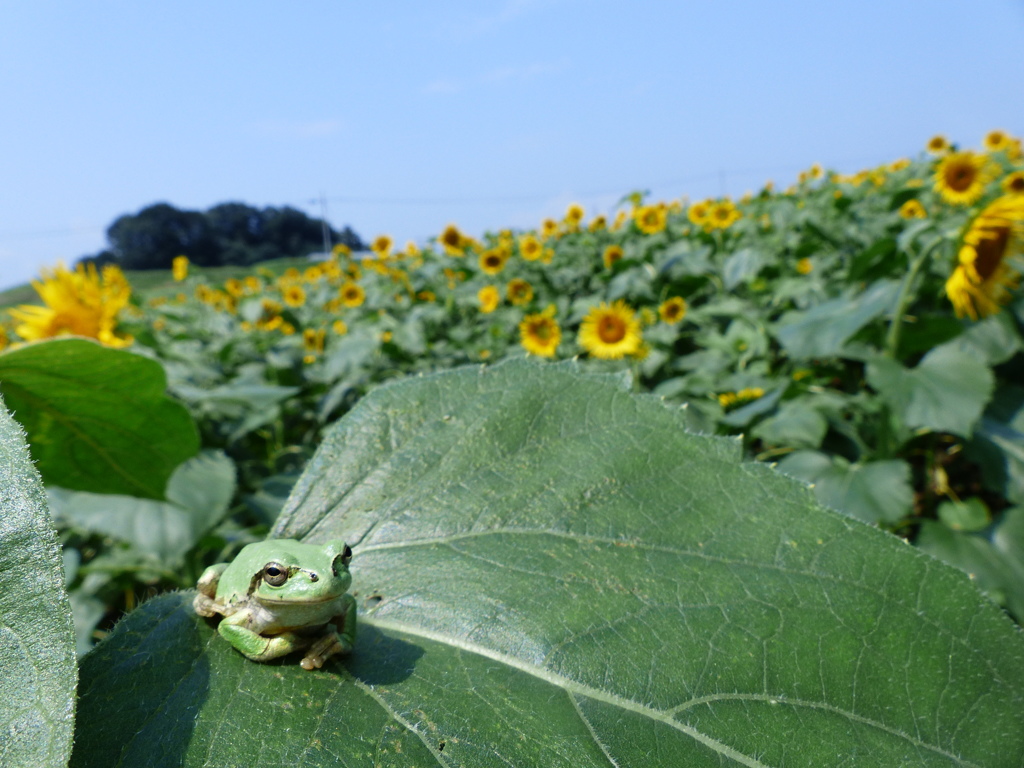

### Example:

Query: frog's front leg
xmin=300 ymin=595 xmax=357 ymax=671
xmin=193 ymin=563 xmax=229 ymax=617
xmin=217 ymin=612 xmax=311 ymax=662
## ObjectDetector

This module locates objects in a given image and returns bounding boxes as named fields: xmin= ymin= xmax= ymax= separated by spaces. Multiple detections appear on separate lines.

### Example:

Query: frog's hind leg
xmin=218 ymin=620 xmax=311 ymax=663
xmin=300 ymin=595 xmax=357 ymax=671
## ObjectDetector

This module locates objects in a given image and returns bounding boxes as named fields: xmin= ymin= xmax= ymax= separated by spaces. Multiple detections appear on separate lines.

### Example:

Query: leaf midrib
xmin=355 ymin=527 xmax=1010 ymax=690
xmin=363 ymin=614 xmax=980 ymax=768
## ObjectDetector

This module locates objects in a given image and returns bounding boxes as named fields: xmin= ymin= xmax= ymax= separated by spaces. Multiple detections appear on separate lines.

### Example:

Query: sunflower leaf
xmin=0 ymin=394 xmax=77 ymax=767
xmin=72 ymin=360 xmax=1024 ymax=767
xmin=774 ymin=449 xmax=914 ymax=525
xmin=0 ymin=338 xmax=199 ymax=499
xmin=866 ymin=343 xmax=995 ymax=438
xmin=773 ymin=279 xmax=900 ymax=359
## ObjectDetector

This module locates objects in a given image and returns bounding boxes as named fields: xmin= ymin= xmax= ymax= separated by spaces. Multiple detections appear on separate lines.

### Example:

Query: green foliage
xmin=71 ymin=361 xmax=1024 ymax=766
xmin=0 ymin=339 xmax=199 ymax=499
xmin=866 ymin=344 xmax=994 ymax=438
xmin=97 ymin=201 xmax=365 ymax=270
xmin=0 ymin=395 xmax=76 ymax=768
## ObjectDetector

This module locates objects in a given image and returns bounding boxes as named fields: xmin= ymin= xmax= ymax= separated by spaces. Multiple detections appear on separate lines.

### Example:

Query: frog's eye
xmin=331 ymin=544 xmax=353 ymax=575
xmin=262 ymin=562 xmax=289 ymax=587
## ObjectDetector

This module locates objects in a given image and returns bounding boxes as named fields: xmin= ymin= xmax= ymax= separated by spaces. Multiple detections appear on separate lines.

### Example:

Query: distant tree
xmin=107 ymin=203 xmax=218 ymax=270
xmin=84 ymin=201 xmax=365 ymax=270
xmin=262 ymin=206 xmax=329 ymax=257
xmin=336 ymin=226 xmax=366 ymax=252
xmin=77 ymin=250 xmax=118 ymax=269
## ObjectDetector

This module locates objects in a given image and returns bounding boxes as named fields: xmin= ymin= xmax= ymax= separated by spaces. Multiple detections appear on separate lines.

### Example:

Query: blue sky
xmin=1 ymin=1 xmax=1022 ymax=290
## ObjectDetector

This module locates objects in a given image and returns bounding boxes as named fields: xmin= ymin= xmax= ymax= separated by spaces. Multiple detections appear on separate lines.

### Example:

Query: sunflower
xmin=565 ymin=203 xmax=585 ymax=226
xmin=282 ymin=284 xmax=307 ymax=307
xmin=578 ymin=300 xmax=642 ymax=360
xmin=9 ymin=262 xmax=133 ymax=347
xmin=507 ymin=278 xmax=534 ymax=306
xmin=225 ymin=278 xmax=245 ymax=297
xmin=304 ymin=265 xmax=323 ymax=282
xmin=796 ymin=257 xmax=813 ymax=275
xmin=658 ymin=296 xmax=687 ymax=324
xmin=634 ymin=205 xmax=667 ymax=235
xmin=541 ymin=218 xmax=560 ymax=239
xmin=332 ymin=319 xmax=348 ymax=335
xmin=984 ymin=129 xmax=1013 ymax=153
xmin=519 ymin=234 xmax=543 ymax=261
xmin=687 ymin=200 xmax=711 ymax=226
xmin=478 ymin=285 xmax=500 ymax=314
xmin=339 ymin=281 xmax=366 ymax=308
xmin=588 ymin=214 xmax=607 ymax=232
xmin=926 ymin=135 xmax=950 ymax=154
xmin=172 ymin=255 xmax=189 ymax=281
xmin=603 ymin=244 xmax=624 ymax=269
xmin=1002 ymin=171 xmax=1024 ymax=195
xmin=439 ymin=224 xmax=466 ymax=256
xmin=898 ymin=200 xmax=927 ymax=219
xmin=332 ymin=243 xmax=351 ymax=258
xmin=945 ymin=194 xmax=1024 ymax=319
xmin=519 ymin=305 xmax=561 ymax=357
xmin=244 ymin=275 xmax=261 ymax=293
xmin=479 ymin=248 xmax=508 ymax=275
xmin=705 ymin=200 xmax=741 ymax=231
xmin=302 ymin=327 xmax=326 ymax=356
xmin=405 ymin=241 xmax=420 ymax=258
xmin=371 ymin=234 xmax=393 ymax=256
xmin=934 ymin=151 xmax=993 ymax=206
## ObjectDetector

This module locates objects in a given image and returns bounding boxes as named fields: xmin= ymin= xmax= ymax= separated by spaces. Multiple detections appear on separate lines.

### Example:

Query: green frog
xmin=193 ymin=539 xmax=356 ymax=670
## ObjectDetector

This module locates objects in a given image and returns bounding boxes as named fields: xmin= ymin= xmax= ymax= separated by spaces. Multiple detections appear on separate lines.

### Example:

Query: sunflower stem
xmin=884 ymin=237 xmax=942 ymax=359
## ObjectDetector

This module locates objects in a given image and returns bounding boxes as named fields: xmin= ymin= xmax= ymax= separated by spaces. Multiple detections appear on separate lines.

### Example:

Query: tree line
xmin=80 ymin=202 xmax=366 ymax=271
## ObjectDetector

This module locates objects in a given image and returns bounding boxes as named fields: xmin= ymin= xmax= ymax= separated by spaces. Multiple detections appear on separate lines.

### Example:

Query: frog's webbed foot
xmin=300 ymin=630 xmax=351 ymax=671
xmin=193 ymin=592 xmax=223 ymax=618
xmin=196 ymin=564 xmax=227 ymax=596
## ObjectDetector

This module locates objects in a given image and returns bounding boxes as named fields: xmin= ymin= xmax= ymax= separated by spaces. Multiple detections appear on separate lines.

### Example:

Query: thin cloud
xmin=480 ymin=59 xmax=568 ymax=83
xmin=422 ymin=79 xmax=462 ymax=95
xmin=423 ymin=59 xmax=568 ymax=97
xmin=449 ymin=0 xmax=547 ymax=38
xmin=254 ymin=119 xmax=345 ymax=139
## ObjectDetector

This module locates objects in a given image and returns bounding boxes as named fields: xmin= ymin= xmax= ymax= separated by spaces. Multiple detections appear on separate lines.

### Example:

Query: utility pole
xmin=319 ymin=191 xmax=332 ymax=255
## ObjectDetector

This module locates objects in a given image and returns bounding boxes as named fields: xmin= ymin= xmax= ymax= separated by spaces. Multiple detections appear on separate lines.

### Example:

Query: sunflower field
xmin=3 ymin=132 xmax=1024 ymax=767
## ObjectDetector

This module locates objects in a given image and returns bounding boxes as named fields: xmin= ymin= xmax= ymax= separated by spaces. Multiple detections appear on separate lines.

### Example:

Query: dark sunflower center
xmin=598 ymin=316 xmax=626 ymax=343
xmin=974 ymin=226 xmax=1010 ymax=280
xmin=532 ymin=321 xmax=552 ymax=341
xmin=947 ymin=163 xmax=976 ymax=191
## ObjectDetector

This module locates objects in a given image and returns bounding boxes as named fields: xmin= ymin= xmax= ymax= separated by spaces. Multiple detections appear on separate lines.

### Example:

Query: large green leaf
xmin=48 ymin=450 xmax=237 ymax=563
xmin=73 ymin=360 xmax=1024 ymax=767
xmin=0 ymin=339 xmax=199 ymax=499
xmin=0 ymin=394 xmax=76 ymax=767
xmin=866 ymin=344 xmax=994 ymax=438
xmin=774 ymin=450 xmax=914 ymax=525
xmin=916 ymin=511 xmax=1024 ymax=621
xmin=774 ymin=280 xmax=899 ymax=359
